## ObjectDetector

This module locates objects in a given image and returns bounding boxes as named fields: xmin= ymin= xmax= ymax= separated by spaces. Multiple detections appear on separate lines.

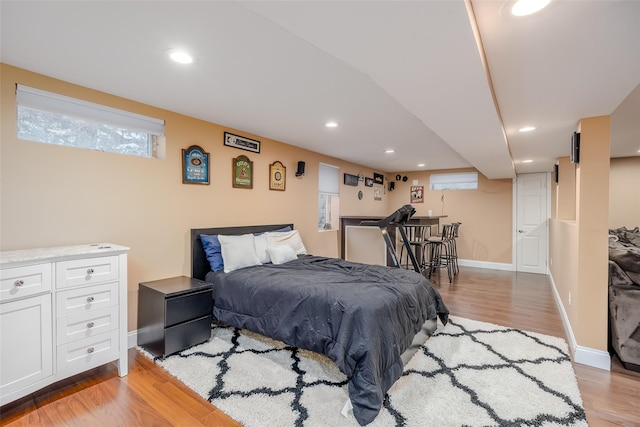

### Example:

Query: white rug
xmin=141 ymin=317 xmax=587 ymax=426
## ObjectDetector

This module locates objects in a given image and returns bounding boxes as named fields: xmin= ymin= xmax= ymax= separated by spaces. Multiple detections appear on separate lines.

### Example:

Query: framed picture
xmin=232 ymin=155 xmax=253 ymax=189
xmin=182 ymin=145 xmax=209 ymax=184
xmin=373 ymin=172 xmax=384 ymax=185
xmin=364 ymin=177 xmax=374 ymax=187
xmin=344 ymin=173 xmax=359 ymax=186
xmin=224 ymin=132 xmax=260 ymax=153
xmin=374 ymin=187 xmax=382 ymax=201
xmin=410 ymin=185 xmax=424 ymax=203
xmin=269 ymin=161 xmax=286 ymax=191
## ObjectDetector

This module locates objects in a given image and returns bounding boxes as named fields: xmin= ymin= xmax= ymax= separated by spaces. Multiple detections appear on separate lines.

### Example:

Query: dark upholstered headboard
xmin=190 ymin=224 xmax=294 ymax=281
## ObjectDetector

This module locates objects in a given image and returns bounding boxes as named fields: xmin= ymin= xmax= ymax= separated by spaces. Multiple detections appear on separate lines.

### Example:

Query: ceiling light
xmin=511 ymin=0 xmax=551 ymax=16
xmin=522 ymin=159 xmax=533 ymax=163
xmin=417 ymin=163 xmax=426 ymax=167
xmin=518 ymin=126 xmax=536 ymax=132
xmin=325 ymin=121 xmax=338 ymax=128
xmin=169 ymin=50 xmax=193 ymax=64
xmin=385 ymin=149 xmax=395 ymax=154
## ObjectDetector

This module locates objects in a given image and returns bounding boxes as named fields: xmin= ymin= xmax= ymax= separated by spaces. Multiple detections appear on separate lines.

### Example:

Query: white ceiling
xmin=1 ymin=1 xmax=639 ymax=179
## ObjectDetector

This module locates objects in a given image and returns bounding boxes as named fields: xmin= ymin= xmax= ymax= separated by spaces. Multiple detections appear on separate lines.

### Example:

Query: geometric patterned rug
xmin=141 ymin=316 xmax=588 ymax=426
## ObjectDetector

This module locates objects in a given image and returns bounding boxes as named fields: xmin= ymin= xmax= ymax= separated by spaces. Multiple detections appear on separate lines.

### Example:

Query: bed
xmin=190 ymin=224 xmax=449 ymax=425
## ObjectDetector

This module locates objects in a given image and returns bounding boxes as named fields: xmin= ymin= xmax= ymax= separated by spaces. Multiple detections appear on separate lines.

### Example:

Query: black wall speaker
xmin=554 ymin=163 xmax=559 ymax=183
xmin=388 ymin=182 xmax=395 ymax=191
xmin=570 ymin=132 xmax=580 ymax=164
xmin=295 ymin=161 xmax=305 ymax=177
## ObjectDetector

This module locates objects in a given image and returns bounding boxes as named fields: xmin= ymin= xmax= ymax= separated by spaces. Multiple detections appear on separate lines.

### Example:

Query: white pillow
xmin=254 ymin=233 xmax=271 ymax=264
xmin=218 ymin=234 xmax=262 ymax=273
xmin=268 ymin=244 xmax=298 ymax=265
xmin=266 ymin=230 xmax=307 ymax=255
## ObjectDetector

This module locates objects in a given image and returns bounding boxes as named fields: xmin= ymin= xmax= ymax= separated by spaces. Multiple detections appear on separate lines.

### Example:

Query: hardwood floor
xmin=2 ymin=267 xmax=639 ymax=426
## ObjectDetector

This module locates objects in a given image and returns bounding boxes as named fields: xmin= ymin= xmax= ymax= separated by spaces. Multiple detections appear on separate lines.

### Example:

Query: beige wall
xmin=609 ymin=157 xmax=640 ymax=229
xmin=0 ymin=64 xmax=515 ymax=333
xmin=551 ymin=116 xmax=610 ymax=352
xmin=555 ymin=157 xmax=576 ymax=221
xmin=1 ymin=64 xmax=393 ymax=330
xmin=387 ymin=169 xmax=513 ymax=264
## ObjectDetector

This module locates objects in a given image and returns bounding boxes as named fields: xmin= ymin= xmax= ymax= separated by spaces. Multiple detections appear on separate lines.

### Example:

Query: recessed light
xmin=385 ymin=149 xmax=395 ymax=154
xmin=518 ymin=126 xmax=536 ymax=132
xmin=325 ymin=121 xmax=338 ymax=128
xmin=512 ymin=0 xmax=551 ymax=16
xmin=417 ymin=163 xmax=426 ymax=167
xmin=522 ymin=159 xmax=533 ymax=163
xmin=169 ymin=50 xmax=193 ymax=64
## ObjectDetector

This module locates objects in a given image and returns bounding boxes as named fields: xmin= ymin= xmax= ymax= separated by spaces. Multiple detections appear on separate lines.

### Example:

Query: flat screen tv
xmin=570 ymin=131 xmax=580 ymax=164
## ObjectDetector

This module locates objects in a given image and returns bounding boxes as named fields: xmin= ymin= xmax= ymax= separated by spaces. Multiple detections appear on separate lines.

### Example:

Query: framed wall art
xmin=410 ymin=185 xmax=424 ymax=203
xmin=182 ymin=145 xmax=209 ymax=185
xmin=344 ymin=173 xmax=359 ymax=186
xmin=374 ymin=187 xmax=382 ymax=201
xmin=232 ymin=155 xmax=253 ymax=189
xmin=373 ymin=172 xmax=384 ymax=185
xmin=364 ymin=177 xmax=374 ymax=187
xmin=224 ymin=132 xmax=260 ymax=153
xmin=269 ymin=161 xmax=286 ymax=191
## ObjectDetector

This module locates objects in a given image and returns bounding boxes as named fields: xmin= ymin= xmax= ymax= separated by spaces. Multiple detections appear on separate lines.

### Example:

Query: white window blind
xmin=16 ymin=85 xmax=164 ymax=135
xmin=318 ymin=163 xmax=339 ymax=195
xmin=430 ymin=172 xmax=478 ymax=190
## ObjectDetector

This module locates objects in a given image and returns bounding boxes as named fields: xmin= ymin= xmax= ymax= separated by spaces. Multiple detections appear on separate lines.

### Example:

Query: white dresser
xmin=0 ymin=243 xmax=128 ymax=406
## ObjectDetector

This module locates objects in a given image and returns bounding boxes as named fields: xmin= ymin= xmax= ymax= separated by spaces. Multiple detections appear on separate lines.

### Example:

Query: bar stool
xmin=399 ymin=224 xmax=431 ymax=272
xmin=425 ymin=223 xmax=454 ymax=283
xmin=439 ymin=222 xmax=461 ymax=276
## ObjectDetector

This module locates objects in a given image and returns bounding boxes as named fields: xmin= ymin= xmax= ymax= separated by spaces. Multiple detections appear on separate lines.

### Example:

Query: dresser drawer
xmin=0 ymin=264 xmax=52 ymax=302
xmin=56 ymin=306 xmax=119 ymax=345
xmin=166 ymin=289 xmax=213 ymax=327
xmin=56 ymin=282 xmax=117 ymax=318
xmin=56 ymin=256 xmax=118 ymax=289
xmin=57 ymin=329 xmax=119 ymax=375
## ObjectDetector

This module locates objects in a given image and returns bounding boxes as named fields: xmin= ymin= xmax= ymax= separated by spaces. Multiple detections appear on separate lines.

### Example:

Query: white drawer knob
xmin=87 ymin=268 xmax=94 ymax=275
xmin=87 ymin=296 xmax=95 ymax=303
xmin=87 ymin=347 xmax=95 ymax=354
xmin=14 ymin=279 xmax=24 ymax=287
xmin=87 ymin=322 xmax=95 ymax=328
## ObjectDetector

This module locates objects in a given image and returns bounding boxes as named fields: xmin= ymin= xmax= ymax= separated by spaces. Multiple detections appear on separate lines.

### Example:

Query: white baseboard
xmin=457 ymin=259 xmax=514 ymax=271
xmin=128 ymin=330 xmax=138 ymax=349
xmin=548 ymin=274 xmax=611 ymax=371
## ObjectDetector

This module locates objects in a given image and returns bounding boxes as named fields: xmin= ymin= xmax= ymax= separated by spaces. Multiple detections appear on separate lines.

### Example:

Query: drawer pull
xmin=14 ymin=279 xmax=24 ymax=287
xmin=87 ymin=268 xmax=94 ymax=274
xmin=87 ymin=296 xmax=95 ymax=303
xmin=87 ymin=322 xmax=95 ymax=328
xmin=87 ymin=347 xmax=95 ymax=354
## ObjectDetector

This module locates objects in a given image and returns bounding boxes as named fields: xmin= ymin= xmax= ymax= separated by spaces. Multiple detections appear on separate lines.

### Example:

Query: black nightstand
xmin=137 ymin=276 xmax=213 ymax=358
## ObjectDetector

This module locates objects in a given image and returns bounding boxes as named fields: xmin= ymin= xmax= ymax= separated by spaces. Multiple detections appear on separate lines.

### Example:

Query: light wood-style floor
xmin=2 ymin=267 xmax=639 ymax=426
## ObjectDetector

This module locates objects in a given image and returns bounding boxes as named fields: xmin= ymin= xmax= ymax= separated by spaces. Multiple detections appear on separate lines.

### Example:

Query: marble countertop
xmin=1 ymin=243 xmax=129 ymax=265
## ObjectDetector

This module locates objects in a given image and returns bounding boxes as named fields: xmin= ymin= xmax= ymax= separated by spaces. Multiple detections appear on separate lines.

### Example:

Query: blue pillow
xmin=200 ymin=234 xmax=224 ymax=272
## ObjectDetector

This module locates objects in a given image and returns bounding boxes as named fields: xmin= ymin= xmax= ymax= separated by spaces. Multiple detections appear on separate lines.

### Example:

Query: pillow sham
xmin=268 ymin=244 xmax=298 ymax=265
xmin=200 ymin=234 xmax=224 ymax=272
xmin=266 ymin=230 xmax=307 ymax=255
xmin=253 ymin=225 xmax=292 ymax=236
xmin=254 ymin=233 xmax=271 ymax=264
xmin=218 ymin=233 xmax=262 ymax=273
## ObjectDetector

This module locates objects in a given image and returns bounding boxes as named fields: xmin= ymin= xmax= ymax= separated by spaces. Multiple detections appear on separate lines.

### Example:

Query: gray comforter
xmin=208 ymin=255 xmax=449 ymax=425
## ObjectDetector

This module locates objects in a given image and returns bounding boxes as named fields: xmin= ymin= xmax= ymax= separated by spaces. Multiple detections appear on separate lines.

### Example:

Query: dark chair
xmin=425 ymin=223 xmax=454 ymax=283
xmin=399 ymin=224 xmax=431 ymax=272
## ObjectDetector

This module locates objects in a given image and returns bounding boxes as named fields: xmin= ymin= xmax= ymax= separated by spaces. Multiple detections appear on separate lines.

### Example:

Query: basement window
xmin=16 ymin=85 xmax=165 ymax=158
xmin=430 ymin=172 xmax=478 ymax=190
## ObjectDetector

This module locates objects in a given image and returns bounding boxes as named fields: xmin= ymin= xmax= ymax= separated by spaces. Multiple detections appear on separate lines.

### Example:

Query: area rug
xmin=141 ymin=317 xmax=587 ymax=426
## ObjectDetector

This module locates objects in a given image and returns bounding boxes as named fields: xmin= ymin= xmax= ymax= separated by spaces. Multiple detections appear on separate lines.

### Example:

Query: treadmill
xmin=359 ymin=204 xmax=421 ymax=273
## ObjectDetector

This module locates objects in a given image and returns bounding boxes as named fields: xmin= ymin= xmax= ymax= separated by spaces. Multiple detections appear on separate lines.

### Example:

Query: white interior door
xmin=516 ymin=173 xmax=549 ymax=274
